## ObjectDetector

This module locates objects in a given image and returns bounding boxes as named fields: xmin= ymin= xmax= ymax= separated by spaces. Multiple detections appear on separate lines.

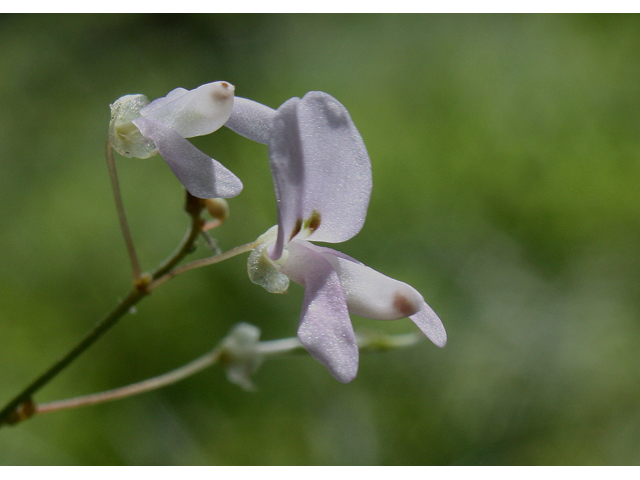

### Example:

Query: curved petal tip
xmin=134 ymin=117 xmax=243 ymax=199
xmin=410 ymin=303 xmax=447 ymax=348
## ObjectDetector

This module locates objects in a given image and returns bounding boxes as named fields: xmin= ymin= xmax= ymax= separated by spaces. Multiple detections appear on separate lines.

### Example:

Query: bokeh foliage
xmin=1 ymin=13 xmax=640 ymax=465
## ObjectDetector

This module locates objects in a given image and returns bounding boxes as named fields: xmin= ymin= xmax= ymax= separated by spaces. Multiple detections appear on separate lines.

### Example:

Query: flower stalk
xmin=36 ymin=347 xmax=223 ymax=416
xmin=106 ymin=140 xmax=142 ymax=282
xmin=0 ymin=288 xmax=145 ymax=426
xmin=30 ymin=329 xmax=423 ymax=416
xmin=0 ymin=189 xmax=243 ymax=428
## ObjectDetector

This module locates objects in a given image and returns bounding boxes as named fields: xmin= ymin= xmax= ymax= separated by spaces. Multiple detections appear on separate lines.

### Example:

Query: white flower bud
xmin=204 ymin=198 xmax=229 ymax=222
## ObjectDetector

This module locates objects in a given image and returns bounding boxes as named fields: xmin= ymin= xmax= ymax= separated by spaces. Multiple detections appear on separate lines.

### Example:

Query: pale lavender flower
xmin=109 ymin=81 xmax=242 ymax=199
xmin=231 ymin=92 xmax=447 ymax=383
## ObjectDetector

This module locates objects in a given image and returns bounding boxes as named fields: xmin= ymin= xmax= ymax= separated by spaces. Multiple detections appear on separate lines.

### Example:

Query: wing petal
xmin=134 ymin=117 xmax=242 ymax=199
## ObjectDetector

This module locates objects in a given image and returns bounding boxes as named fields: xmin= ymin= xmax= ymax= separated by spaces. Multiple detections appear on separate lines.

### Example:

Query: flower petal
xmin=304 ymin=243 xmax=447 ymax=347
xmin=268 ymin=97 xmax=305 ymax=260
xmin=140 ymin=81 xmax=235 ymax=138
xmin=311 ymin=244 xmax=422 ymax=319
xmin=296 ymin=92 xmax=372 ymax=244
xmin=268 ymin=92 xmax=372 ymax=258
xmin=284 ymin=240 xmax=359 ymax=383
xmin=410 ymin=304 xmax=447 ymax=348
xmin=134 ymin=117 xmax=242 ymax=199
xmin=225 ymin=97 xmax=276 ymax=145
xmin=138 ymin=87 xmax=188 ymax=115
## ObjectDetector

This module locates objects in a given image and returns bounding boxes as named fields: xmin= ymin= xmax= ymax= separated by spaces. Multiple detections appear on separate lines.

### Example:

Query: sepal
xmin=109 ymin=94 xmax=157 ymax=159
xmin=247 ymin=226 xmax=290 ymax=294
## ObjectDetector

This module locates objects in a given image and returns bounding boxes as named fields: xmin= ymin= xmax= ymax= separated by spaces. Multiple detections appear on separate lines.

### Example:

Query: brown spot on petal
xmin=212 ymin=82 xmax=234 ymax=101
xmin=307 ymin=210 xmax=321 ymax=233
xmin=289 ymin=218 xmax=303 ymax=241
xmin=393 ymin=291 xmax=419 ymax=317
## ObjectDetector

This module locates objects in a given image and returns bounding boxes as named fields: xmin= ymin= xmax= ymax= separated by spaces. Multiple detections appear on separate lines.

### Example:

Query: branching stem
xmin=30 ymin=331 xmax=423 ymax=415
xmin=0 ymin=186 xmax=252 ymax=427
xmin=0 ymin=288 xmax=145 ymax=426
xmin=148 ymin=241 xmax=258 ymax=292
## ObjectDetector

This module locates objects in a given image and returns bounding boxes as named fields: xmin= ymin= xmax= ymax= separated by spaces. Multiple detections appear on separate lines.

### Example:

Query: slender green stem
xmin=0 ymin=288 xmax=144 ymax=426
xmin=33 ymin=336 xmax=302 ymax=414
xmin=0 ymin=223 xmax=256 ymax=426
xmin=151 ymin=194 xmax=206 ymax=281
xmin=14 ymin=324 xmax=423 ymax=416
xmin=0 ymin=193 xmax=209 ymax=428
xmin=10 ymin=242 xmax=259 ymax=417
xmin=148 ymin=241 xmax=258 ymax=292
xmin=106 ymin=140 xmax=141 ymax=282
xmin=36 ymin=348 xmax=222 ymax=415
xmin=32 ymin=334 xmax=305 ymax=414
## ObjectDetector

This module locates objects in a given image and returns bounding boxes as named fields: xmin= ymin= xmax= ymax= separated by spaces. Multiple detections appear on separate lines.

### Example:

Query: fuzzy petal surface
xmin=296 ymin=92 xmax=372 ymax=244
xmin=134 ymin=117 xmax=242 ymax=199
xmin=410 ymin=304 xmax=448 ymax=348
xmin=268 ymin=92 xmax=372 ymax=258
xmin=310 ymin=244 xmax=422 ymax=319
xmin=225 ymin=97 xmax=276 ymax=145
xmin=138 ymin=87 xmax=188 ymax=115
xmin=140 ymin=81 xmax=235 ymax=138
xmin=284 ymin=240 xmax=359 ymax=383
xmin=304 ymin=243 xmax=447 ymax=347
xmin=268 ymin=97 xmax=305 ymax=259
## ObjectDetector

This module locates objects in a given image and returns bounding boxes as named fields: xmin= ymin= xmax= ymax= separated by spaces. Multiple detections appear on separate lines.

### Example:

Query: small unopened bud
xmin=204 ymin=198 xmax=230 ymax=222
xmin=219 ymin=323 xmax=263 ymax=391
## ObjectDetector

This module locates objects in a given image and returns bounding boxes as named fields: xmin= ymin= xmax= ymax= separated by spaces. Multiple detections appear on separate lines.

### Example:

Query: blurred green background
xmin=1 ymin=13 xmax=640 ymax=465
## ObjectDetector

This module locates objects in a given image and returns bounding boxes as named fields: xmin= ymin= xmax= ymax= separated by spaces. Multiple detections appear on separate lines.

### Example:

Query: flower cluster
xmin=110 ymin=82 xmax=446 ymax=383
